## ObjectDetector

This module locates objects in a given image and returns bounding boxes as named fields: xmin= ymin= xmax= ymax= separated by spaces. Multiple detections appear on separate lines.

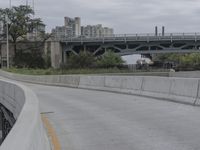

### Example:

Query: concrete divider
xmin=0 ymin=70 xmax=200 ymax=106
xmin=104 ymin=76 xmax=144 ymax=95
xmin=59 ymin=75 xmax=80 ymax=87
xmin=120 ymin=76 xmax=143 ymax=95
xmin=0 ymin=79 xmax=50 ymax=150
xmin=0 ymin=70 xmax=81 ymax=88
xmin=141 ymin=77 xmax=172 ymax=100
xmin=169 ymin=78 xmax=199 ymax=104
xmin=79 ymin=76 xmax=105 ymax=90
xmin=169 ymin=71 xmax=200 ymax=78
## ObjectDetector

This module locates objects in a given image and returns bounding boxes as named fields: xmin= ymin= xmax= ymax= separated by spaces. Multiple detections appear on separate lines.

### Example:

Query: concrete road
xmin=26 ymin=83 xmax=200 ymax=150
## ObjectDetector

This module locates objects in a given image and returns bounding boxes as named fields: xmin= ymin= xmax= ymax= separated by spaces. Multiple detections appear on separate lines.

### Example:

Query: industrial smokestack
xmin=162 ymin=26 xmax=165 ymax=36
xmin=155 ymin=26 xmax=158 ymax=36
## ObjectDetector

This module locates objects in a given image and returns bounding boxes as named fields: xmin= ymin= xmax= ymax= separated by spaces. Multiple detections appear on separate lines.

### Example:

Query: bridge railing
xmin=56 ymin=33 xmax=200 ymax=42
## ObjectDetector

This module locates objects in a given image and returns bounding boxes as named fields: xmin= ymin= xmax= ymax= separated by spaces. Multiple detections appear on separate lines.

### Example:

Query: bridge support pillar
xmin=50 ymin=41 xmax=62 ymax=68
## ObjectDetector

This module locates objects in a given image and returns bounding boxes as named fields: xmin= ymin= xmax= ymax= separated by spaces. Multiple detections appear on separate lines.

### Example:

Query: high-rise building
xmin=81 ymin=24 xmax=114 ymax=37
xmin=27 ymin=23 xmax=46 ymax=41
xmin=64 ymin=16 xmax=81 ymax=36
xmin=52 ymin=16 xmax=81 ymax=38
xmin=52 ymin=26 xmax=73 ymax=39
xmin=74 ymin=17 xmax=81 ymax=36
xmin=64 ymin=17 xmax=73 ymax=27
xmin=52 ymin=17 xmax=114 ymax=39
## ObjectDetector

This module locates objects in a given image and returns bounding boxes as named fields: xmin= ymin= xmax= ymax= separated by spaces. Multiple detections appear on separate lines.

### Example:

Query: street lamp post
xmin=6 ymin=0 xmax=11 ymax=69
xmin=6 ymin=19 xmax=9 ymax=69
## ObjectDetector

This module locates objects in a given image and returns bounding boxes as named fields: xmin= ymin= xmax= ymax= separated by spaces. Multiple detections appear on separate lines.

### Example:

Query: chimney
xmin=162 ymin=26 xmax=165 ymax=36
xmin=155 ymin=26 xmax=158 ymax=36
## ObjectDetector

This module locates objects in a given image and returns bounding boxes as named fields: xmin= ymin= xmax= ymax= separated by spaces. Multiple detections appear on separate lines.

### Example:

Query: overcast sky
xmin=1 ymin=0 xmax=200 ymax=34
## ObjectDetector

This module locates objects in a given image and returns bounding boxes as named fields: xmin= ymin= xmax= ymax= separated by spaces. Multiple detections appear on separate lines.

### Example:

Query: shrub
xmin=97 ymin=50 xmax=125 ymax=68
xmin=67 ymin=51 xmax=96 ymax=68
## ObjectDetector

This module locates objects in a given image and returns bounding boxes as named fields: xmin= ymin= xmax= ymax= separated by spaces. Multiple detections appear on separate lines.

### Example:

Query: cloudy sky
xmin=1 ymin=0 xmax=200 ymax=34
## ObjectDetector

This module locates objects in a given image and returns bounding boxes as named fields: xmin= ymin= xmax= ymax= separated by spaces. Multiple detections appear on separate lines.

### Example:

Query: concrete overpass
xmin=1 ymin=71 xmax=200 ymax=149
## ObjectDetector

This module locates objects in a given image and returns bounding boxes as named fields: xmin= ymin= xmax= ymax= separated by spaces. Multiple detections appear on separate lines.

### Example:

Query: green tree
xmin=153 ymin=53 xmax=200 ymax=70
xmin=0 ymin=5 xmax=44 ymax=55
xmin=67 ymin=51 xmax=96 ymax=68
xmin=13 ymin=48 xmax=45 ymax=68
xmin=97 ymin=50 xmax=125 ymax=68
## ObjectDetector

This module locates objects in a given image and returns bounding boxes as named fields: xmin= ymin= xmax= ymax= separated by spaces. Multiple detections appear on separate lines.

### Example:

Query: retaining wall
xmin=0 ymin=70 xmax=200 ymax=106
xmin=0 ymin=79 xmax=50 ymax=150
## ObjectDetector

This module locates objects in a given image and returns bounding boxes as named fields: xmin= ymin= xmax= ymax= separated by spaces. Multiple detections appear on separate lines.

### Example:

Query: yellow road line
xmin=41 ymin=115 xmax=61 ymax=150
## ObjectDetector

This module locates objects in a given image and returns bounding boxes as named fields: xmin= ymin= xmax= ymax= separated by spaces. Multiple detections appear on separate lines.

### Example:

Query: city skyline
xmin=1 ymin=0 xmax=200 ymax=34
xmin=52 ymin=16 xmax=114 ymax=38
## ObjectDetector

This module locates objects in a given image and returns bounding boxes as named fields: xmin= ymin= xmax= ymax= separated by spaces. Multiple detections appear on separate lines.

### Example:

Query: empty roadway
xmin=20 ymin=82 xmax=200 ymax=150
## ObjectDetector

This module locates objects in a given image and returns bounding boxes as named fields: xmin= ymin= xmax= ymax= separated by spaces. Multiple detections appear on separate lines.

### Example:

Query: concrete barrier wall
xmin=1 ymin=70 xmax=200 ymax=106
xmin=79 ymin=76 xmax=105 ymax=90
xmin=0 ymin=70 xmax=80 ymax=88
xmin=0 ymin=79 xmax=50 ymax=150
xmin=169 ymin=71 xmax=200 ymax=78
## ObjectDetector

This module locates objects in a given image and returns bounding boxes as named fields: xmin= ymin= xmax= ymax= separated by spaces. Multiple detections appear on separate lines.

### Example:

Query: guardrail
xmin=0 ymin=79 xmax=50 ymax=150
xmin=0 ymin=70 xmax=199 ymax=106
xmin=56 ymin=32 xmax=200 ymax=42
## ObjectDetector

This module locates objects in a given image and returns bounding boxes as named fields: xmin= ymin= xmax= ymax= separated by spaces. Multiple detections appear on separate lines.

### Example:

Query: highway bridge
xmin=59 ymin=33 xmax=200 ymax=56
xmin=0 ymin=71 xmax=200 ymax=150
xmin=1 ymin=33 xmax=200 ymax=68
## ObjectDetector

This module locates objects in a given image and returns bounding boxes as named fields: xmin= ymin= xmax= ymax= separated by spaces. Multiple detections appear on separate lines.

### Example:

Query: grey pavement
xmin=26 ymin=83 xmax=200 ymax=150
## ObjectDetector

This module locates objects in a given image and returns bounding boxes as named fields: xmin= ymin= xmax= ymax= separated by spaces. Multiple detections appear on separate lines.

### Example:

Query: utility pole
xmin=32 ymin=0 xmax=35 ymax=14
xmin=9 ymin=0 xmax=11 ymax=8
xmin=6 ymin=19 xmax=9 ymax=68
xmin=6 ymin=0 xmax=11 ymax=69
xmin=26 ymin=0 xmax=28 ymax=6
